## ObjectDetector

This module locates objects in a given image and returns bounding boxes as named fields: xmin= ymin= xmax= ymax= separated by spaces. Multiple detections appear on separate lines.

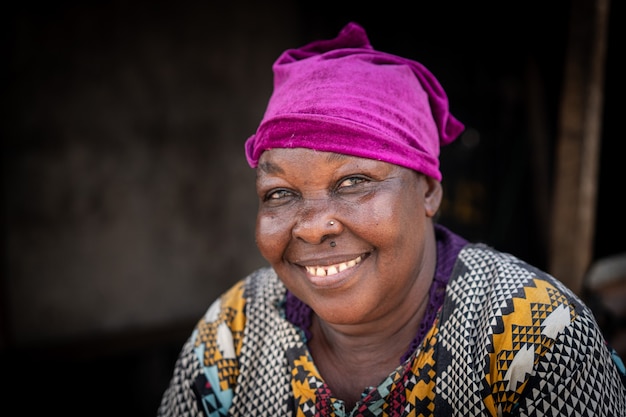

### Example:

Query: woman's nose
xmin=292 ymin=200 xmax=341 ymax=244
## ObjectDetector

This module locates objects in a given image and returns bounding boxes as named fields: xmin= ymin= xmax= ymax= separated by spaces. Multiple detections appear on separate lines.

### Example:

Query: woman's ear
xmin=423 ymin=176 xmax=443 ymax=218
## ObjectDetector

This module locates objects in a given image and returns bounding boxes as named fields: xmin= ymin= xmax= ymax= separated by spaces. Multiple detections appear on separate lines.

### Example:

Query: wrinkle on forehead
xmin=257 ymin=149 xmax=351 ymax=177
xmin=257 ymin=160 xmax=283 ymax=176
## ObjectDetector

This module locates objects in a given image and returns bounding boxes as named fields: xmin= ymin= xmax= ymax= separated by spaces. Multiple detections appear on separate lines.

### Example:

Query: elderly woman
xmin=158 ymin=22 xmax=625 ymax=416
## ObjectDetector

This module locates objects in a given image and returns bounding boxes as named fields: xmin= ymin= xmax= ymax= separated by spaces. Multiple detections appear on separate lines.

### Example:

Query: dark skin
xmin=255 ymin=148 xmax=442 ymax=410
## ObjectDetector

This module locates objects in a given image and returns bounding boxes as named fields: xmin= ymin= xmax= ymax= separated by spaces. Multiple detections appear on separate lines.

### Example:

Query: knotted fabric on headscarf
xmin=244 ymin=22 xmax=464 ymax=181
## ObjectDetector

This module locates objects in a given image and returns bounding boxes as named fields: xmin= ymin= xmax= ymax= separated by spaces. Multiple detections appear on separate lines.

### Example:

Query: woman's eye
xmin=337 ymin=176 xmax=368 ymax=190
xmin=265 ymin=189 xmax=294 ymax=201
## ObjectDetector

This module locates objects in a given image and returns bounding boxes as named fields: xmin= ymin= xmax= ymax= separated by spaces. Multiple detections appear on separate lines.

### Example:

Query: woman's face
xmin=255 ymin=148 xmax=442 ymax=326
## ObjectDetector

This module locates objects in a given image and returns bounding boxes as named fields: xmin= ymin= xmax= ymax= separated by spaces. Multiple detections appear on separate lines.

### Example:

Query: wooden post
xmin=549 ymin=0 xmax=610 ymax=294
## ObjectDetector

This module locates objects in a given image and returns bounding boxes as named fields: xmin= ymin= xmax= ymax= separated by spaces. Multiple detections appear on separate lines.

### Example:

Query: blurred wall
xmin=4 ymin=1 xmax=298 ymax=347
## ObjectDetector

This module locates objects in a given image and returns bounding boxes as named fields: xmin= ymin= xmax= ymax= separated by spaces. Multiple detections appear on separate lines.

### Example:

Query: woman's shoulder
xmin=439 ymin=244 xmax=626 ymax=413
xmin=197 ymin=266 xmax=284 ymax=330
xmin=454 ymin=243 xmax=578 ymax=301
xmin=241 ymin=266 xmax=285 ymax=302
xmin=445 ymin=243 xmax=596 ymax=338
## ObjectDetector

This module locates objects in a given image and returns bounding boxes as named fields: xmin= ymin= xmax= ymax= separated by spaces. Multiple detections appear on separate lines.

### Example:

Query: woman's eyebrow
xmin=258 ymin=160 xmax=284 ymax=175
xmin=325 ymin=152 xmax=349 ymax=164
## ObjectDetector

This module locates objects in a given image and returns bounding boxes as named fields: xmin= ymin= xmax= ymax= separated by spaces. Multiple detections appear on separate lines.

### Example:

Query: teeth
xmin=305 ymin=256 xmax=362 ymax=277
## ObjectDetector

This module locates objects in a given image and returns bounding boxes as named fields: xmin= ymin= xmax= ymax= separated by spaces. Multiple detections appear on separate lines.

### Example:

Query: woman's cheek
xmin=256 ymin=214 xmax=288 ymax=260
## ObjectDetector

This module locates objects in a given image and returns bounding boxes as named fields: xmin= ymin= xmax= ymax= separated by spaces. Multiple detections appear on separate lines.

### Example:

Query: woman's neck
xmin=307 ymin=288 xmax=431 ymax=408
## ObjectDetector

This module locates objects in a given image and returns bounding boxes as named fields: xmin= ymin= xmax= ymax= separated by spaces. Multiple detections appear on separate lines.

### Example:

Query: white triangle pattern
xmin=439 ymin=245 xmax=625 ymax=416
xmin=231 ymin=268 xmax=300 ymax=415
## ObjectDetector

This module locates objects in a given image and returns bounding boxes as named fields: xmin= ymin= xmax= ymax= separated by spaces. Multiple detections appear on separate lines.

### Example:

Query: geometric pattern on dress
xmin=490 ymin=278 xmax=577 ymax=413
xmin=229 ymin=268 xmax=302 ymax=416
xmin=403 ymin=323 xmax=438 ymax=415
xmin=439 ymin=244 xmax=626 ymax=417
xmin=288 ymin=346 xmax=326 ymax=417
xmin=437 ymin=246 xmax=528 ymax=416
xmin=159 ymin=279 xmax=249 ymax=417
xmin=195 ymin=280 xmax=246 ymax=391
xmin=524 ymin=310 xmax=626 ymax=416
xmin=157 ymin=334 xmax=205 ymax=417
xmin=157 ymin=244 xmax=626 ymax=416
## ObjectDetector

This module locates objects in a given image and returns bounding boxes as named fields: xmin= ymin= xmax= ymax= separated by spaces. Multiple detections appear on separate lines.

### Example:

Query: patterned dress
xmin=158 ymin=229 xmax=626 ymax=416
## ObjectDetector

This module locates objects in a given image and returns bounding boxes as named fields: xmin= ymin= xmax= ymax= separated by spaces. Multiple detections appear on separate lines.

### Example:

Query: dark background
xmin=2 ymin=0 xmax=624 ymax=415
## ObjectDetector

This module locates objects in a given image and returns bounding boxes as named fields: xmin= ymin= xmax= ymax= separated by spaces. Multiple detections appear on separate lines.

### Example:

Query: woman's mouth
xmin=304 ymin=255 xmax=363 ymax=277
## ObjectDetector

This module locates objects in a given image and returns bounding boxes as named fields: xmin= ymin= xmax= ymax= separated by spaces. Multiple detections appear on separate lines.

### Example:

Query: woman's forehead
xmin=259 ymin=148 xmax=368 ymax=165
xmin=256 ymin=148 xmax=420 ymax=186
xmin=258 ymin=148 xmax=394 ymax=174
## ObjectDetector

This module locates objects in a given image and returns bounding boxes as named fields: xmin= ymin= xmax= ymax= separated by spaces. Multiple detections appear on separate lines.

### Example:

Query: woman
xmin=158 ymin=22 xmax=626 ymax=416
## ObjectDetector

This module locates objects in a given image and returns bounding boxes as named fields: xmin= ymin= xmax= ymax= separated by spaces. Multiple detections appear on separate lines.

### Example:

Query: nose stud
xmin=328 ymin=221 xmax=337 ymax=247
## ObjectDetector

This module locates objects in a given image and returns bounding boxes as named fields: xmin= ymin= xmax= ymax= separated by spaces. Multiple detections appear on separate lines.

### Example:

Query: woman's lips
xmin=304 ymin=255 xmax=363 ymax=277
xmin=299 ymin=254 xmax=367 ymax=288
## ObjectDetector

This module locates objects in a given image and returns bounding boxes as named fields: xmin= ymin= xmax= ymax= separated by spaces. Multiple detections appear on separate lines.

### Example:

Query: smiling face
xmin=255 ymin=148 xmax=442 ymax=327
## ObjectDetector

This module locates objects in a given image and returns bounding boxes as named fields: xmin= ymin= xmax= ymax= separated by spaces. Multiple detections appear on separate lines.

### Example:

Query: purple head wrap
xmin=244 ymin=22 xmax=464 ymax=181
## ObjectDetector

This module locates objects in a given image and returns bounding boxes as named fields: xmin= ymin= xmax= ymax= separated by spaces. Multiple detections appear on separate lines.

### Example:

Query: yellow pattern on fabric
xmin=487 ymin=278 xmax=576 ymax=414
xmin=407 ymin=324 xmax=438 ymax=415
xmin=195 ymin=280 xmax=246 ymax=391
xmin=292 ymin=354 xmax=325 ymax=417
